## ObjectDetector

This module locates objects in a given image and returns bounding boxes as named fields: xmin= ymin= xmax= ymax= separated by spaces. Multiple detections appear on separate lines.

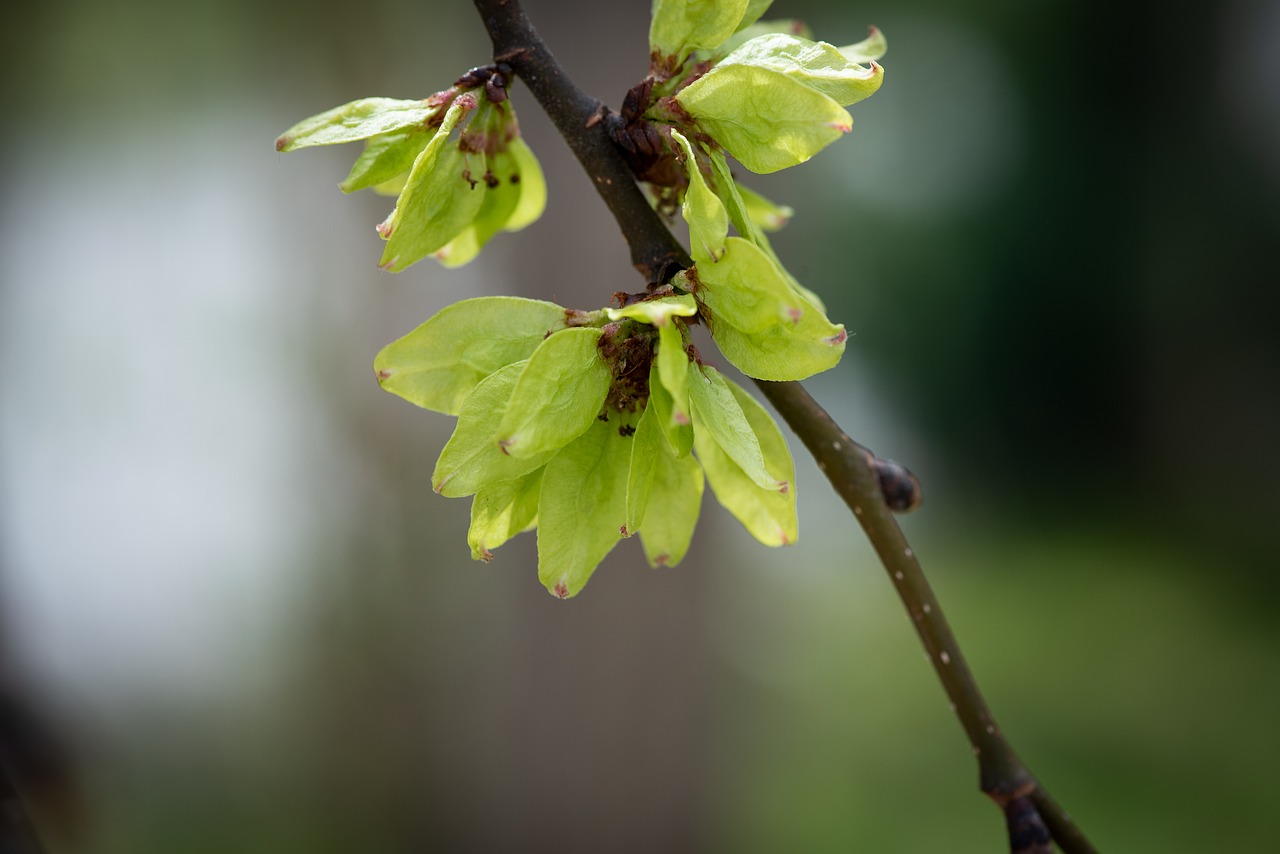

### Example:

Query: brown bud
xmin=872 ymin=458 xmax=923 ymax=513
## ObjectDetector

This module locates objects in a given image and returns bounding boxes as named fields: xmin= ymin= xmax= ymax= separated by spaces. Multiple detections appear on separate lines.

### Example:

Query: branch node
xmin=1005 ymin=795 xmax=1052 ymax=854
xmin=584 ymin=104 xmax=608 ymax=129
xmin=494 ymin=46 xmax=528 ymax=64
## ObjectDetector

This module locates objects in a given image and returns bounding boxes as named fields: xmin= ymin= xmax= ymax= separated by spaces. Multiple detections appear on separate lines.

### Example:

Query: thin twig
xmin=470 ymin=1 xmax=1096 ymax=850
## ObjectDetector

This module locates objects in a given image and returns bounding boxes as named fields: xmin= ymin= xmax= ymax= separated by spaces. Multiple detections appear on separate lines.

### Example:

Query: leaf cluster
xmin=275 ymin=0 xmax=888 ymax=597
xmin=276 ymin=69 xmax=546 ymax=273
xmin=375 ymin=295 xmax=797 ymax=597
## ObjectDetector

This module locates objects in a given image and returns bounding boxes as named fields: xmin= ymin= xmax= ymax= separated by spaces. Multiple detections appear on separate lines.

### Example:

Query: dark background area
xmin=1 ymin=0 xmax=1277 ymax=851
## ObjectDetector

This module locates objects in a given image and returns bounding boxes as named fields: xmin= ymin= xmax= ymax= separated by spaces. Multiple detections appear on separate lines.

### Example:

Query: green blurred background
xmin=2 ymin=0 xmax=1278 ymax=851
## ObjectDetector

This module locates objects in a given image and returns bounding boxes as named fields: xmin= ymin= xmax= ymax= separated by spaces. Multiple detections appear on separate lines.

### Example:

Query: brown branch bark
xmin=471 ymin=2 xmax=1097 ymax=851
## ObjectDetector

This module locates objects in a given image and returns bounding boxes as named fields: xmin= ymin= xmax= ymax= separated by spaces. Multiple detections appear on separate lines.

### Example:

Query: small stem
xmin=470 ymin=2 xmax=1096 ymax=851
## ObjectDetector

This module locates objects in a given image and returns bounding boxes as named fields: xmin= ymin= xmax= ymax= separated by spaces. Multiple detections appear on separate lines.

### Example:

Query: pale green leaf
xmin=505 ymin=136 xmax=547 ymax=231
xmin=737 ymin=183 xmax=794 ymax=232
xmin=433 ymin=362 xmax=558 ymax=497
xmin=378 ymin=143 xmax=485 ymax=271
xmin=468 ymin=468 xmax=543 ymax=561
xmin=430 ymin=222 xmax=484 ymax=270
xmin=656 ymin=319 xmax=692 ymax=424
xmin=778 ymin=263 xmax=828 ymax=314
xmin=719 ymin=32 xmax=884 ymax=106
xmin=706 ymin=150 xmax=760 ymax=244
xmin=624 ymin=403 xmax=663 ymax=537
xmin=276 ymin=98 xmax=439 ymax=151
xmin=537 ymin=417 xmax=634 ymax=598
xmin=698 ymin=19 xmax=813 ymax=61
xmin=637 ymin=424 xmax=704 ymax=567
xmin=677 ymin=64 xmax=851 ymax=174
xmin=838 ymin=25 xmax=887 ymax=64
xmin=650 ymin=0 xmax=750 ymax=59
xmin=704 ymin=153 xmax=827 ymax=313
xmin=374 ymin=296 xmax=568 ymax=415
xmin=735 ymin=0 xmax=773 ymax=32
xmin=604 ymin=294 xmax=698 ymax=325
xmin=694 ymin=376 xmax=796 ymax=546
xmin=339 ymin=128 xmax=432 ymax=193
xmin=378 ymin=100 xmax=485 ymax=272
xmin=648 ymin=362 xmax=693 ymax=458
xmin=435 ymin=148 xmax=523 ymax=268
xmin=435 ymin=128 xmax=547 ymax=267
xmin=670 ymin=130 xmax=728 ymax=263
xmin=747 ymin=225 xmax=829 ymax=313
xmin=433 ymin=99 xmax=516 ymax=267
xmin=688 ymin=364 xmax=781 ymax=491
xmin=497 ymin=327 xmax=612 ymax=459
xmin=370 ymin=173 xmax=408 ymax=197
xmin=694 ymin=237 xmax=846 ymax=380
xmin=707 ymin=162 xmax=828 ymax=312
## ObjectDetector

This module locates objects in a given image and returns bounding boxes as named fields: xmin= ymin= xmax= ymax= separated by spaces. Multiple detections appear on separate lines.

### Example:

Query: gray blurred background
xmin=2 ymin=0 xmax=1278 ymax=851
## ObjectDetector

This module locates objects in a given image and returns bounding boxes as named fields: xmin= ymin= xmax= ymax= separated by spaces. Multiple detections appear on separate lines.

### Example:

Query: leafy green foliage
xmin=436 ymin=112 xmax=547 ymax=267
xmin=432 ymin=362 xmax=558 ymax=498
xmin=650 ymin=0 xmax=751 ymax=63
xmin=626 ymin=402 xmax=705 ymax=567
xmin=374 ymin=296 xmax=568 ymax=415
xmin=624 ymin=403 xmax=663 ymax=537
xmin=703 ymin=147 xmax=830 ymax=313
xmin=670 ymin=130 xmax=728 ymax=262
xmin=736 ymin=0 xmax=774 ymax=34
xmin=688 ymin=365 xmax=782 ymax=492
xmin=496 ymin=327 xmax=612 ymax=459
xmin=689 ymin=239 xmax=847 ymax=381
xmin=636 ymin=435 xmax=704 ymax=567
xmin=604 ymin=293 xmax=698 ymax=325
xmin=279 ymin=0 xmax=886 ymax=597
xmin=737 ymin=183 xmax=793 ymax=232
xmin=368 ymin=289 xmax=802 ymax=595
xmin=648 ymin=361 xmax=694 ymax=458
xmin=703 ymin=21 xmax=812 ymax=68
xmin=468 ymin=468 xmax=542 ymax=561
xmin=839 ymin=25 xmax=888 ymax=64
xmin=537 ymin=417 xmax=634 ymax=598
xmin=666 ymin=134 xmax=846 ymax=381
xmin=676 ymin=64 xmax=852 ymax=174
xmin=377 ymin=102 xmax=486 ymax=271
xmin=715 ymin=32 xmax=884 ymax=107
xmin=340 ymin=128 xmax=433 ymax=193
xmin=275 ymin=98 xmax=439 ymax=151
xmin=693 ymin=370 xmax=798 ymax=546
xmin=277 ymin=87 xmax=546 ymax=271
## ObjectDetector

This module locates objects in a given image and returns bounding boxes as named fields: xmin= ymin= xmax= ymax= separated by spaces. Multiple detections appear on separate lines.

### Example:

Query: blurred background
xmin=2 ymin=0 xmax=1277 ymax=850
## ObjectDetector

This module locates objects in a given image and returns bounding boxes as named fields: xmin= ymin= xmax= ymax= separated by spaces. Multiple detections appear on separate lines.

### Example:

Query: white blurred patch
xmin=0 ymin=111 xmax=386 ymax=708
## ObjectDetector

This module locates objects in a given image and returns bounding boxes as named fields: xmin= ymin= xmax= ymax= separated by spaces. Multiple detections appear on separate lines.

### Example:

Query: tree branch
xmin=471 ymin=2 xmax=1096 ymax=851
xmin=472 ymin=0 xmax=689 ymax=285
